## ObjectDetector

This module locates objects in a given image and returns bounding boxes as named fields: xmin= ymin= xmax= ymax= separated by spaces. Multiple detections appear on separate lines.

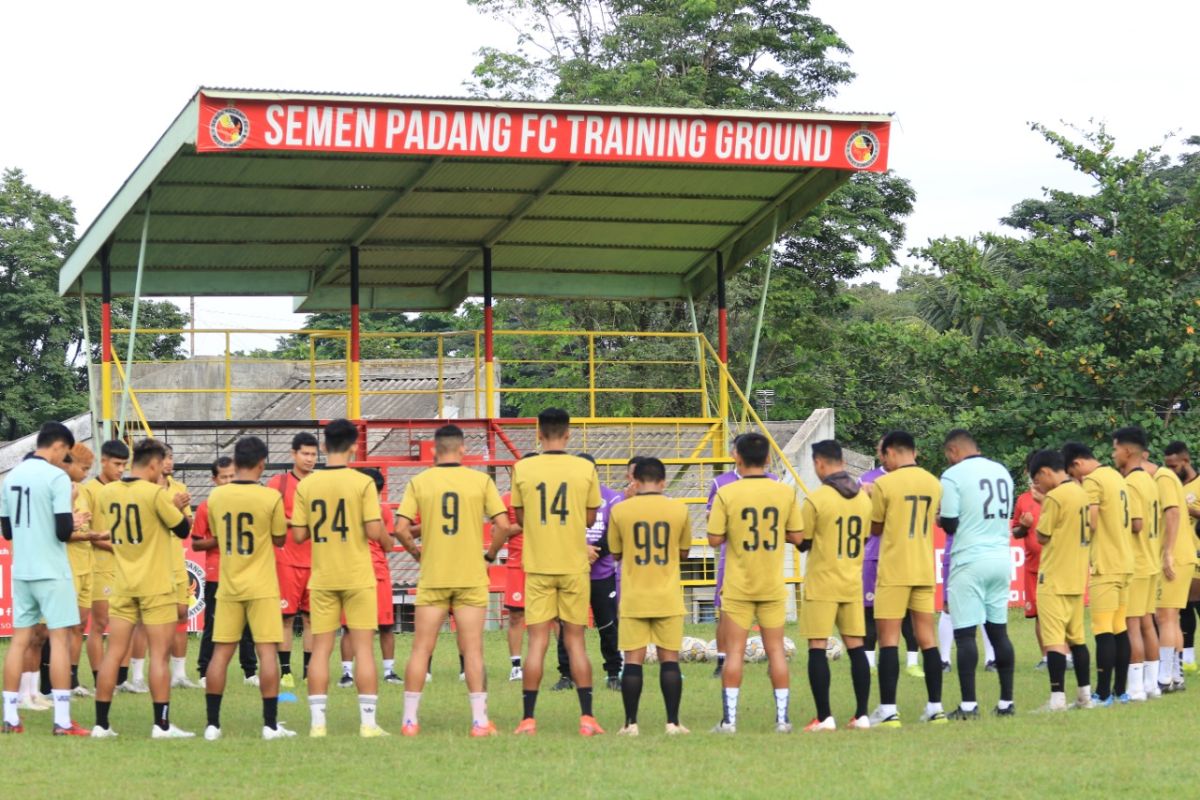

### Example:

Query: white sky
xmin=3 ymin=0 xmax=1197 ymax=354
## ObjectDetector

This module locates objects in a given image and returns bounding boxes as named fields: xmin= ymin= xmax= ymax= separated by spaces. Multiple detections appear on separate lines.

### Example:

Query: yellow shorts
xmin=175 ymin=579 xmax=189 ymax=606
xmin=620 ymin=615 xmax=684 ymax=652
xmin=214 ymin=596 xmax=282 ymax=643
xmin=414 ymin=585 xmax=489 ymax=610
xmin=1158 ymin=570 xmax=1192 ymax=610
xmin=1038 ymin=591 xmax=1085 ymax=646
xmin=92 ymin=571 xmax=116 ymax=603
xmin=873 ymin=584 xmax=935 ymax=619
xmin=311 ymin=586 xmax=376 ymax=634
xmin=110 ymin=592 xmax=178 ymax=626
xmin=1089 ymin=575 xmax=1130 ymax=614
xmin=73 ymin=572 xmax=93 ymax=608
xmin=721 ymin=597 xmax=786 ymax=630
xmin=799 ymin=596 xmax=865 ymax=640
xmin=1127 ymin=575 xmax=1158 ymax=617
xmin=525 ymin=573 xmax=589 ymax=626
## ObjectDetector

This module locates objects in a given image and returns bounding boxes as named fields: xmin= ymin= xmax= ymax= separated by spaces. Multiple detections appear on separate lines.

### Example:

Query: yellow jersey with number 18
xmin=707 ymin=476 xmax=803 ymax=602
xmin=801 ymin=483 xmax=872 ymax=603
xmin=206 ymin=481 xmax=286 ymax=600
xmin=1035 ymin=480 xmax=1091 ymax=595
xmin=871 ymin=465 xmax=943 ymax=587
xmin=1083 ymin=465 xmax=1135 ymax=577
xmin=510 ymin=453 xmax=602 ymax=575
xmin=98 ymin=478 xmax=186 ymax=597
xmin=291 ymin=467 xmax=382 ymax=591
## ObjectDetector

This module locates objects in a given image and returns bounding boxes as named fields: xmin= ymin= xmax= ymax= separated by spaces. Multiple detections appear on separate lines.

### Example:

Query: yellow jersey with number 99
xmin=871 ymin=465 xmax=943 ymax=587
xmin=510 ymin=453 xmax=602 ymax=575
xmin=707 ymin=476 xmax=802 ymax=602
xmin=608 ymin=493 xmax=692 ymax=617
xmin=206 ymin=481 xmax=286 ymax=600
xmin=291 ymin=467 xmax=381 ymax=591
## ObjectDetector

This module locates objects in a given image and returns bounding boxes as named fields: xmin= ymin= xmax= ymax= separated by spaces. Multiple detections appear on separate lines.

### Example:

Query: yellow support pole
xmin=223 ymin=332 xmax=232 ymax=420
xmin=587 ymin=333 xmax=597 ymax=418
xmin=436 ymin=335 xmax=445 ymax=418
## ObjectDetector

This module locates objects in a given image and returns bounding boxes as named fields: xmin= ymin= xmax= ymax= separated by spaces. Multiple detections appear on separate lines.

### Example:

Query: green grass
xmin=3 ymin=612 xmax=1198 ymax=799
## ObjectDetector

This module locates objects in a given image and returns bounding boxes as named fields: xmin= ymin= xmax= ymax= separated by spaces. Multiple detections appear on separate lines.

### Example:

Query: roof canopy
xmin=59 ymin=89 xmax=891 ymax=311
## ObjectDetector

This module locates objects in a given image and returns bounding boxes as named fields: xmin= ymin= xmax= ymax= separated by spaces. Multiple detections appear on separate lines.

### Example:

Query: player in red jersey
xmin=267 ymin=432 xmax=318 ymax=688
xmin=1011 ymin=466 xmax=1048 ymax=668
xmin=501 ymin=487 xmax=525 ymax=682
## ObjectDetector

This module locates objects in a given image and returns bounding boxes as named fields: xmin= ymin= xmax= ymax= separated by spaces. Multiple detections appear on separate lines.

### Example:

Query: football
xmin=782 ymin=636 xmax=797 ymax=660
xmin=704 ymin=638 xmax=719 ymax=662
xmin=826 ymin=636 xmax=844 ymax=661
xmin=644 ymin=643 xmax=659 ymax=664
xmin=680 ymin=636 xmax=708 ymax=662
xmin=745 ymin=636 xmax=766 ymax=663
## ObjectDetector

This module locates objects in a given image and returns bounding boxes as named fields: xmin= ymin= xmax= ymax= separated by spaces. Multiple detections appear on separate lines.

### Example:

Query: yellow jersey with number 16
xmin=206 ymin=481 xmax=286 ymax=601
xmin=291 ymin=467 xmax=382 ymax=591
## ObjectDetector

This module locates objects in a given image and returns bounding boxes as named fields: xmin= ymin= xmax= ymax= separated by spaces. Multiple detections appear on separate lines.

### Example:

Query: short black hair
xmin=880 ymin=430 xmax=916 ymax=454
xmin=36 ymin=422 xmax=74 ymax=449
xmin=211 ymin=455 xmax=234 ymax=475
xmin=1027 ymin=449 xmax=1064 ymax=477
xmin=292 ymin=432 xmax=319 ymax=451
xmin=131 ymin=438 xmax=168 ymax=467
xmin=578 ymin=452 xmax=596 ymax=465
xmin=233 ymin=437 xmax=267 ymax=470
xmin=162 ymin=443 xmax=174 ymax=456
xmin=626 ymin=456 xmax=644 ymax=468
xmin=1061 ymin=441 xmax=1094 ymax=470
xmin=356 ymin=466 xmax=386 ymax=493
xmin=100 ymin=440 xmax=129 ymax=460
xmin=324 ymin=418 xmax=359 ymax=454
xmin=1112 ymin=426 xmax=1149 ymax=450
xmin=537 ymin=407 xmax=570 ymax=440
xmin=633 ymin=457 xmax=666 ymax=483
xmin=735 ymin=432 xmax=770 ymax=468
xmin=1164 ymin=440 xmax=1191 ymax=458
xmin=434 ymin=424 xmax=465 ymax=455
xmin=810 ymin=439 xmax=843 ymax=462
xmin=943 ymin=428 xmax=976 ymax=448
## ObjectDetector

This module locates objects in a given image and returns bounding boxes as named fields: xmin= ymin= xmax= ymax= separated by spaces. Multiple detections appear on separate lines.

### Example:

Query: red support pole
xmin=100 ymin=249 xmax=113 ymax=437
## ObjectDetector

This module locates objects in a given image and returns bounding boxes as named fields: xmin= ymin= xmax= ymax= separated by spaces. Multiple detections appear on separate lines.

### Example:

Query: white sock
xmin=2 ymin=691 xmax=18 ymax=724
xmin=52 ymin=689 xmax=71 ymax=728
xmin=938 ymin=613 xmax=954 ymax=663
xmin=983 ymin=628 xmax=996 ymax=663
xmin=925 ymin=701 xmax=943 ymax=716
xmin=382 ymin=659 xmax=394 ymax=674
xmin=1077 ymin=685 xmax=1092 ymax=700
xmin=998 ymin=699 xmax=1013 ymax=710
xmin=773 ymin=688 xmax=789 ymax=724
xmin=309 ymin=694 xmax=327 ymax=727
xmin=404 ymin=691 xmax=422 ymax=725
xmin=722 ymin=688 xmax=739 ymax=726
xmin=469 ymin=692 xmax=488 ymax=727
xmin=1144 ymin=660 xmax=1159 ymax=692
xmin=879 ymin=703 xmax=897 ymax=717
xmin=866 ymin=650 xmax=876 ymax=669
xmin=1128 ymin=663 xmax=1143 ymax=694
xmin=131 ymin=658 xmax=145 ymax=683
xmin=1050 ymin=691 xmax=1066 ymax=708
xmin=960 ymin=700 xmax=978 ymax=712
xmin=170 ymin=656 xmax=187 ymax=680
xmin=358 ymin=694 xmax=377 ymax=728
xmin=906 ymin=651 xmax=918 ymax=668
xmin=1184 ymin=646 xmax=1195 ymax=665
xmin=19 ymin=672 xmax=34 ymax=701
xmin=341 ymin=661 xmax=353 ymax=677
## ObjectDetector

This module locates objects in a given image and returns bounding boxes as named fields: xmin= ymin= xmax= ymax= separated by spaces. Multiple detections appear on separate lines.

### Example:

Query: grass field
xmin=3 ymin=612 xmax=1198 ymax=799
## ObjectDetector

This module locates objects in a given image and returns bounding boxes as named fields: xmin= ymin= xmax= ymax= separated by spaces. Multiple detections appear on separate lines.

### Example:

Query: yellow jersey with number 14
xmin=707 ymin=476 xmax=803 ymax=602
xmin=871 ymin=465 xmax=943 ymax=587
xmin=206 ymin=481 xmax=286 ymax=601
xmin=291 ymin=467 xmax=382 ymax=591
xmin=510 ymin=453 xmax=602 ymax=575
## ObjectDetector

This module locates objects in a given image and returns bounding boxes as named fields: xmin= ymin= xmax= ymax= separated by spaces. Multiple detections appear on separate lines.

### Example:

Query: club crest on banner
xmin=845 ymin=128 xmax=881 ymax=169
xmin=209 ymin=107 xmax=250 ymax=149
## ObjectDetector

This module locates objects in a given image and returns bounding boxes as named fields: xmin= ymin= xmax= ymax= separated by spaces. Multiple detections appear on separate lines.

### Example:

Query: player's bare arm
xmin=485 ymin=513 xmax=513 ymax=562
xmin=393 ymin=515 xmax=421 ymax=561
xmin=1162 ymin=505 xmax=1179 ymax=580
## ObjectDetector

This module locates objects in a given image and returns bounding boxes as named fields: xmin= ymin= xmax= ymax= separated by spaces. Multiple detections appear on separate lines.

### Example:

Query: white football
xmin=826 ymin=636 xmax=844 ymax=661
xmin=644 ymin=643 xmax=659 ymax=664
xmin=745 ymin=636 xmax=766 ymax=663
xmin=680 ymin=636 xmax=707 ymax=663
xmin=704 ymin=639 xmax=719 ymax=662
xmin=782 ymin=637 xmax=797 ymax=661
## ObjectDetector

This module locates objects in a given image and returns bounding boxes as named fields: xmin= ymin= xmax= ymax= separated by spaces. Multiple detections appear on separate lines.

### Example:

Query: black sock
xmin=153 ymin=701 xmax=170 ymax=731
xmin=302 ymin=651 xmax=312 ymax=679
xmin=428 ymin=655 xmax=434 ymax=674
xmin=808 ymin=648 xmax=832 ymax=721
xmin=848 ymin=646 xmax=871 ymax=718
xmin=39 ymin=644 xmax=51 ymax=695
xmin=95 ymin=700 xmax=111 ymax=729
xmin=459 ymin=654 xmax=465 ymax=674
xmin=1096 ymin=633 xmax=1116 ymax=699
xmin=1183 ymin=602 xmax=1199 ymax=649
xmin=511 ymin=655 xmax=521 ymax=667
xmin=577 ymin=686 xmax=594 ymax=717
xmin=279 ymin=651 xmax=292 ymax=675
xmin=901 ymin=614 xmax=918 ymax=652
xmin=716 ymin=653 xmax=726 ymax=669
xmin=206 ymin=693 xmax=222 ymax=728
xmin=922 ymin=647 xmax=942 ymax=704
xmin=522 ymin=690 xmax=538 ymax=720
xmin=1114 ymin=631 xmax=1131 ymax=695
xmin=263 ymin=696 xmax=278 ymax=730
xmin=878 ymin=646 xmax=899 ymax=705
xmin=621 ymin=663 xmax=643 ymax=726
xmin=1070 ymin=643 xmax=1091 ymax=690
xmin=864 ymin=606 xmax=877 ymax=653
xmin=70 ymin=664 xmax=79 ymax=689
xmin=1047 ymin=651 xmax=1067 ymax=694
xmin=954 ymin=627 xmax=979 ymax=704
xmin=660 ymin=662 xmax=682 ymax=726
xmin=117 ymin=666 xmax=129 ymax=686
xmin=984 ymin=622 xmax=1015 ymax=703
xmin=92 ymin=670 xmax=98 ymax=688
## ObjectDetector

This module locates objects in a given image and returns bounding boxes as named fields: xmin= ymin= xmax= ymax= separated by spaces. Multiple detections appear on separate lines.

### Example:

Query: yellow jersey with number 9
xmin=1036 ymin=480 xmax=1091 ymax=595
xmin=1083 ymin=465 xmax=1135 ymax=577
xmin=291 ymin=467 xmax=382 ymax=591
xmin=206 ymin=481 xmax=286 ymax=600
xmin=871 ymin=465 xmax=943 ymax=587
xmin=98 ymin=478 xmax=186 ymax=597
xmin=510 ymin=453 xmax=602 ymax=575
xmin=801 ymin=483 xmax=872 ymax=602
xmin=707 ymin=476 xmax=803 ymax=602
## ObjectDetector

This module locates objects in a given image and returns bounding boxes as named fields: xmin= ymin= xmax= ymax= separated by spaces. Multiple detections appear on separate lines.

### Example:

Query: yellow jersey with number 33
xmin=707 ymin=476 xmax=803 ymax=602
xmin=397 ymin=465 xmax=507 ymax=589
xmin=291 ymin=467 xmax=382 ymax=591
xmin=1083 ymin=465 xmax=1135 ymax=577
xmin=608 ymin=493 xmax=692 ymax=617
xmin=98 ymin=478 xmax=186 ymax=597
xmin=206 ymin=481 xmax=286 ymax=601
xmin=1035 ymin=480 xmax=1091 ymax=595
xmin=871 ymin=465 xmax=943 ymax=587
xmin=510 ymin=453 xmax=602 ymax=575
xmin=801 ymin=483 xmax=872 ymax=603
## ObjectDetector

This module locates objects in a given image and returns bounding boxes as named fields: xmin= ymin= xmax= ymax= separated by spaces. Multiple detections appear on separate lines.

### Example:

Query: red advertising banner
xmin=935 ymin=527 xmax=1031 ymax=611
xmin=0 ymin=540 xmax=11 ymax=637
xmin=197 ymin=93 xmax=890 ymax=172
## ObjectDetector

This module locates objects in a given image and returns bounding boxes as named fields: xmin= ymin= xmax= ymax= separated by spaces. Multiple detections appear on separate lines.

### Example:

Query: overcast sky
xmin=4 ymin=0 xmax=1197 ymax=354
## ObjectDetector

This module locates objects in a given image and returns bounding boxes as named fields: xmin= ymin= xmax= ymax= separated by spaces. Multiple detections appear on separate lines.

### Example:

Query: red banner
xmin=197 ymin=93 xmax=890 ymax=172
xmin=935 ymin=528 xmax=1030 ymax=611
xmin=0 ymin=540 xmax=11 ymax=637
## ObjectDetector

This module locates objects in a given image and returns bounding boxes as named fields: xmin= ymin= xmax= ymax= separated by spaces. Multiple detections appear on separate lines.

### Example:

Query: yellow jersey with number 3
xmin=871 ymin=465 xmax=943 ymax=587
xmin=397 ymin=465 xmax=507 ymax=589
xmin=609 ymin=493 xmax=692 ymax=617
xmin=98 ymin=478 xmax=186 ymax=597
xmin=80 ymin=478 xmax=116 ymax=573
xmin=1124 ymin=468 xmax=1158 ymax=576
xmin=510 ymin=453 xmax=602 ymax=575
xmin=1083 ymin=465 xmax=1135 ymax=577
xmin=801 ymin=483 xmax=872 ymax=602
xmin=1036 ymin=480 xmax=1091 ymax=595
xmin=1156 ymin=467 xmax=1193 ymax=567
xmin=291 ymin=467 xmax=381 ymax=591
xmin=707 ymin=476 xmax=802 ymax=602
xmin=206 ymin=481 xmax=286 ymax=600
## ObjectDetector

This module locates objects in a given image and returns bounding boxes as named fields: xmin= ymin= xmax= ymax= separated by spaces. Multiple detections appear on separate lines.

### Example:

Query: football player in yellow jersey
xmin=1026 ymin=450 xmax=1093 ymax=711
xmin=290 ymin=418 xmax=388 ymax=738
xmin=798 ymin=440 xmax=873 ymax=732
xmin=509 ymin=408 xmax=604 ymax=737
xmin=63 ymin=444 xmax=97 ymax=697
xmin=91 ymin=438 xmax=194 ymax=738
xmin=707 ymin=433 xmax=804 ymax=734
xmin=1062 ymin=441 xmax=1135 ymax=706
xmin=391 ymin=424 xmax=512 ymax=737
xmin=1112 ymin=427 xmax=1154 ymax=702
xmin=867 ymin=430 xmax=944 ymax=728
xmin=1149 ymin=446 xmax=1190 ymax=694
xmin=1163 ymin=440 xmax=1200 ymax=677
xmin=81 ymin=440 xmax=127 ymax=690
xmin=607 ymin=457 xmax=692 ymax=737
xmin=160 ymin=445 xmax=199 ymax=689
xmin=201 ymin=436 xmax=295 ymax=741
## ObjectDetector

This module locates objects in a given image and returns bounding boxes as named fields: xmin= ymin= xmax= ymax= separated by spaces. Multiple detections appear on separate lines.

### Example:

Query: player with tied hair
xmin=63 ymin=443 xmax=98 ymax=697
xmin=393 ymin=424 xmax=512 ymax=737
xmin=608 ymin=457 xmax=692 ymax=736
xmin=1111 ymin=427 xmax=1154 ymax=702
xmin=797 ymin=440 xmax=873 ymax=732
xmin=1162 ymin=440 xmax=1200 ymax=679
xmin=202 ymin=436 xmax=295 ymax=740
xmin=82 ymin=440 xmax=128 ymax=689
xmin=867 ymin=430 xmax=944 ymax=728
xmin=1026 ymin=450 xmax=1093 ymax=711
xmin=940 ymin=429 xmax=1018 ymax=719
xmin=1148 ymin=441 xmax=1190 ymax=694
xmin=269 ymin=431 xmax=320 ymax=687
xmin=511 ymin=408 xmax=604 ymax=736
xmin=159 ymin=443 xmax=198 ymax=690
xmin=707 ymin=432 xmax=804 ymax=734
xmin=92 ymin=438 xmax=194 ymax=738
xmin=1063 ymin=441 xmax=1135 ymax=706
xmin=291 ymin=419 xmax=389 ymax=738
